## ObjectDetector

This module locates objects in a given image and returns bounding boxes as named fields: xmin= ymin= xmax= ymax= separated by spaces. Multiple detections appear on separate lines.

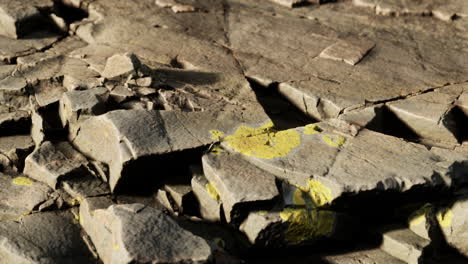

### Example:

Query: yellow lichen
xmin=322 ymin=134 xmax=346 ymax=147
xmin=258 ymin=211 xmax=268 ymax=215
xmin=307 ymin=179 xmax=333 ymax=207
xmin=213 ymin=237 xmax=225 ymax=248
xmin=293 ymin=189 xmax=307 ymax=206
xmin=212 ymin=122 xmax=301 ymax=159
xmin=279 ymin=208 xmax=335 ymax=244
xmin=304 ymin=124 xmax=322 ymax=135
xmin=437 ymin=209 xmax=454 ymax=227
xmin=206 ymin=182 xmax=221 ymax=201
xmin=71 ymin=197 xmax=83 ymax=206
xmin=408 ymin=204 xmax=432 ymax=228
xmin=210 ymin=130 xmax=224 ymax=141
xmin=210 ymin=145 xmax=223 ymax=155
xmin=12 ymin=176 xmax=33 ymax=186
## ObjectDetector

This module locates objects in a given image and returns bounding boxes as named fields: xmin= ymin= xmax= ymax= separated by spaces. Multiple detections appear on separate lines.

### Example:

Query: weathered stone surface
xmin=80 ymin=198 xmax=213 ymax=263
xmin=61 ymin=174 xmax=110 ymax=202
xmin=353 ymin=0 xmax=468 ymax=21
xmin=0 ymin=173 xmax=52 ymax=220
xmin=33 ymin=78 xmax=67 ymax=107
xmin=202 ymin=151 xmax=279 ymax=223
xmin=380 ymin=227 xmax=431 ymax=264
xmin=59 ymin=87 xmax=108 ymax=137
xmin=319 ymin=39 xmax=375 ymax=66
xmin=72 ymin=107 xmax=268 ymax=191
xmin=269 ymin=0 xmax=308 ymax=8
xmin=220 ymin=120 xmax=467 ymax=204
xmin=101 ymin=53 xmax=141 ymax=79
xmin=24 ymin=141 xmax=90 ymax=188
xmin=386 ymin=84 xmax=467 ymax=147
xmin=0 ymin=210 xmax=93 ymax=263
xmin=324 ymin=248 xmax=405 ymax=264
xmin=190 ymin=165 xmax=223 ymax=222
xmin=0 ymin=0 xmax=50 ymax=39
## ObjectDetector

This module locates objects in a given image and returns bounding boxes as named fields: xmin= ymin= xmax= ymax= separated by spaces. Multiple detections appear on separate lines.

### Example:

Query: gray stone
xmin=0 ymin=173 xmax=52 ymax=220
xmin=61 ymin=174 xmax=110 ymax=203
xmin=319 ymin=39 xmax=375 ymax=66
xmin=0 ymin=0 xmax=50 ymax=39
xmin=269 ymin=0 xmax=308 ymax=8
xmin=101 ymin=53 xmax=141 ymax=79
xmin=24 ymin=141 xmax=90 ymax=189
xmin=0 ymin=210 xmax=93 ymax=263
xmin=380 ymin=227 xmax=431 ymax=264
xmin=72 ymin=108 xmax=268 ymax=192
xmin=109 ymin=85 xmax=135 ymax=103
xmin=33 ymin=78 xmax=67 ymax=107
xmin=59 ymin=87 xmax=108 ymax=137
xmin=202 ymin=151 xmax=279 ymax=223
xmin=221 ymin=120 xmax=467 ymax=204
xmin=164 ymin=183 xmax=193 ymax=213
xmin=190 ymin=165 xmax=223 ymax=222
xmin=324 ymin=248 xmax=405 ymax=264
xmin=80 ymin=198 xmax=213 ymax=264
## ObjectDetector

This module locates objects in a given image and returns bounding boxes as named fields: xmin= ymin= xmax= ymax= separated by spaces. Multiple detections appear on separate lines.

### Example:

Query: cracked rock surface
xmin=0 ymin=0 xmax=468 ymax=263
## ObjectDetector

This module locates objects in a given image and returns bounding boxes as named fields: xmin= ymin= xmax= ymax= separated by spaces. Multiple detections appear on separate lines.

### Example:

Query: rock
xmin=319 ymin=39 xmax=375 ymax=66
xmin=164 ymin=183 xmax=194 ymax=214
xmin=0 ymin=135 xmax=34 ymax=172
xmin=155 ymin=0 xmax=177 ymax=8
xmin=0 ymin=0 xmax=47 ymax=39
xmin=0 ymin=32 xmax=61 ymax=62
xmin=386 ymin=84 xmax=466 ymax=147
xmin=59 ymin=87 xmax=108 ymax=137
xmin=33 ymin=78 xmax=67 ymax=107
xmin=190 ymin=165 xmax=223 ymax=222
xmin=0 ymin=76 xmax=28 ymax=95
xmin=109 ymin=85 xmax=135 ymax=103
xmin=72 ymin=108 xmax=268 ymax=192
xmin=61 ymin=174 xmax=110 ymax=203
xmin=408 ymin=198 xmax=468 ymax=258
xmin=101 ymin=53 xmax=141 ymax=79
xmin=269 ymin=0 xmax=308 ymax=8
xmin=80 ymin=198 xmax=213 ymax=263
xmin=220 ymin=121 xmax=467 ymax=204
xmin=0 ymin=110 xmax=30 ymax=137
xmin=0 ymin=210 xmax=93 ymax=263
xmin=324 ymin=248 xmax=405 ymax=264
xmin=202 ymin=151 xmax=279 ymax=223
xmin=0 ymin=173 xmax=53 ymax=220
xmin=380 ymin=227 xmax=431 ymax=264
xmin=171 ymin=5 xmax=196 ymax=13
xmin=24 ymin=141 xmax=90 ymax=189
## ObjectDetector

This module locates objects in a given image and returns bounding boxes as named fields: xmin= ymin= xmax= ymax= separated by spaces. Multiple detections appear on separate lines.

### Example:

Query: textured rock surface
xmin=0 ymin=0 xmax=468 ymax=262
xmin=80 ymin=198 xmax=213 ymax=264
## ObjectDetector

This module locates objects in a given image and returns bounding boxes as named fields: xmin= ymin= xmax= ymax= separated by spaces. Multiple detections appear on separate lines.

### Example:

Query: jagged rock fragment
xmin=80 ymin=198 xmax=213 ymax=263
xmin=33 ymin=78 xmax=67 ymax=107
xmin=101 ymin=53 xmax=141 ymax=79
xmin=380 ymin=227 xmax=431 ymax=264
xmin=59 ymin=87 xmax=108 ymax=137
xmin=0 ymin=1 xmax=48 ymax=39
xmin=191 ymin=165 xmax=223 ymax=222
xmin=24 ymin=141 xmax=90 ymax=188
xmin=324 ymin=248 xmax=405 ymax=264
xmin=269 ymin=0 xmax=308 ymax=8
xmin=202 ymin=151 xmax=279 ymax=223
xmin=0 ymin=210 xmax=93 ymax=263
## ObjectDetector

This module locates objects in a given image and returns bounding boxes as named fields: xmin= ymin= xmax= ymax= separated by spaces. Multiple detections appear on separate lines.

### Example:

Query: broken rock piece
xmin=0 ymin=135 xmax=34 ymax=172
xmin=269 ymin=0 xmax=308 ymax=8
xmin=380 ymin=227 xmax=431 ymax=264
xmin=80 ymin=199 xmax=213 ymax=264
xmin=0 ymin=1 xmax=47 ymax=39
xmin=0 ymin=173 xmax=52 ymax=220
xmin=101 ymin=53 xmax=141 ymax=79
xmin=0 ymin=210 xmax=93 ymax=263
xmin=24 ymin=141 xmax=90 ymax=189
xmin=191 ymin=165 xmax=223 ymax=222
xmin=202 ymin=151 xmax=279 ymax=223
xmin=319 ymin=40 xmax=375 ymax=66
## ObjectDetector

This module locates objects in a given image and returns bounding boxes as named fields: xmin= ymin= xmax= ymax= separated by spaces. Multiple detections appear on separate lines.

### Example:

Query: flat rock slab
xmin=0 ymin=210 xmax=93 ymax=263
xmin=380 ymin=227 xmax=431 ymax=264
xmin=324 ymin=248 xmax=405 ymax=264
xmin=80 ymin=198 xmax=213 ymax=264
xmin=190 ymin=165 xmax=223 ymax=222
xmin=220 ymin=120 xmax=467 ymax=204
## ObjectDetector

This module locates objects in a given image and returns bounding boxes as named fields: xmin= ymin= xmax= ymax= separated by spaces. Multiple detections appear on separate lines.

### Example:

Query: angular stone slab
xmin=380 ymin=227 xmax=431 ymax=264
xmin=72 ymin=108 xmax=268 ymax=191
xmin=202 ymin=151 xmax=279 ymax=223
xmin=24 ymin=141 xmax=90 ymax=189
xmin=221 ymin=121 xmax=466 ymax=205
xmin=386 ymin=84 xmax=467 ymax=147
xmin=324 ymin=248 xmax=405 ymax=264
xmin=319 ymin=39 xmax=375 ymax=66
xmin=0 ymin=173 xmax=53 ymax=220
xmin=80 ymin=198 xmax=213 ymax=264
xmin=33 ymin=78 xmax=67 ymax=107
xmin=0 ymin=210 xmax=93 ymax=263
xmin=0 ymin=0 xmax=49 ymax=39
xmin=101 ymin=53 xmax=141 ymax=79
